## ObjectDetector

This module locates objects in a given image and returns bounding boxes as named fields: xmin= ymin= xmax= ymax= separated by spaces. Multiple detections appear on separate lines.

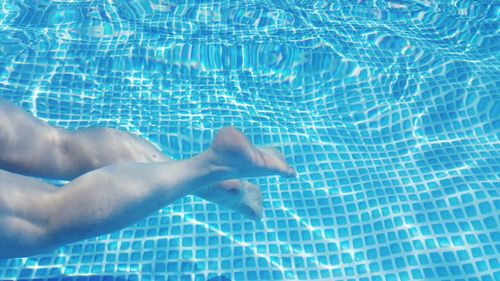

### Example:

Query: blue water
xmin=0 ymin=1 xmax=499 ymax=280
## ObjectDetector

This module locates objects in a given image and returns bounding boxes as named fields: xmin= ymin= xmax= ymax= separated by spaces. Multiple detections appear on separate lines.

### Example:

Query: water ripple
xmin=0 ymin=0 xmax=498 ymax=280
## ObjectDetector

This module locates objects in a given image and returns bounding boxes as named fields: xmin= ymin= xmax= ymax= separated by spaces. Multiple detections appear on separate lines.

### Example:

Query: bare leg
xmin=0 ymin=99 xmax=294 ymax=219
xmin=0 ymin=127 xmax=294 ymax=258
xmin=0 ymin=98 xmax=164 ymax=180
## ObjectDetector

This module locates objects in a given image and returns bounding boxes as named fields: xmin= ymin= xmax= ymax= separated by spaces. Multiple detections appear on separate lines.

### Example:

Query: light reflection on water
xmin=0 ymin=0 xmax=498 ymax=280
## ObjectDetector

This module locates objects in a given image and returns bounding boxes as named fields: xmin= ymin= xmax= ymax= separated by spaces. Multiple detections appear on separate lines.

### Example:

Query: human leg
xmin=0 ymin=99 xmax=294 ymax=219
xmin=0 ymin=127 xmax=294 ymax=258
xmin=0 ymin=98 xmax=165 ymax=180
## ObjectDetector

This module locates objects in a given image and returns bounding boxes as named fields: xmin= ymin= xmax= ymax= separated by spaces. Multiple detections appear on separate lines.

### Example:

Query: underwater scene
xmin=0 ymin=0 xmax=499 ymax=280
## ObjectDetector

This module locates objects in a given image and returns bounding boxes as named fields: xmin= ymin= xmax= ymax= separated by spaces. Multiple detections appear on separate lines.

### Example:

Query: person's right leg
xmin=0 ymin=127 xmax=295 ymax=258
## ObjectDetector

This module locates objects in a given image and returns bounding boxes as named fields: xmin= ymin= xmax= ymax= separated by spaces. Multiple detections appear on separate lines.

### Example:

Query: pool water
xmin=0 ymin=0 xmax=499 ymax=280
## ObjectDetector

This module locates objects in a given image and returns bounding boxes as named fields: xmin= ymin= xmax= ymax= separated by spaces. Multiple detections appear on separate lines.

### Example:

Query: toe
xmin=259 ymin=148 xmax=296 ymax=177
xmin=284 ymin=167 xmax=297 ymax=178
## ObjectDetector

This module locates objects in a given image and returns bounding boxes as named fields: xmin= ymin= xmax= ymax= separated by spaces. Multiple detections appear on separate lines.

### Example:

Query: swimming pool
xmin=0 ymin=0 xmax=499 ymax=280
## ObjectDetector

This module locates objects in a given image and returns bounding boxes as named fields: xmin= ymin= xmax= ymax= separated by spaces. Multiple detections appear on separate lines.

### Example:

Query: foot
xmin=208 ymin=127 xmax=296 ymax=179
xmin=194 ymin=180 xmax=263 ymax=221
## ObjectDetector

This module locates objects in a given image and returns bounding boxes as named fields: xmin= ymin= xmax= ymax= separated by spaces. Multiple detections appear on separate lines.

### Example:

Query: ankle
xmin=203 ymin=148 xmax=236 ymax=181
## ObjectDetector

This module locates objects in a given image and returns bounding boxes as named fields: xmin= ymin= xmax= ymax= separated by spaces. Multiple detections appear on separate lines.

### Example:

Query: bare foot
xmin=194 ymin=180 xmax=263 ymax=221
xmin=208 ymin=127 xmax=296 ymax=179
